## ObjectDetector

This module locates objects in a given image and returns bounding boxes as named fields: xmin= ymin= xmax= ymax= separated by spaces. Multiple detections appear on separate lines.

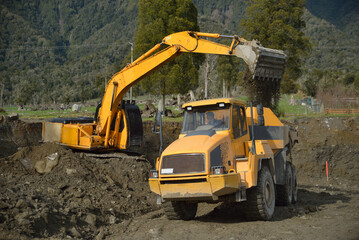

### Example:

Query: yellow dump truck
xmin=149 ymin=98 xmax=298 ymax=220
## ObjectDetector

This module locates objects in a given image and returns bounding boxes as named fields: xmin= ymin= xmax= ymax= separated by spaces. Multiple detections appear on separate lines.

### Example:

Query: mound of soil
xmin=0 ymin=143 xmax=158 ymax=239
xmin=0 ymin=117 xmax=42 ymax=158
xmin=292 ymin=117 xmax=359 ymax=186
xmin=1 ymin=116 xmax=358 ymax=239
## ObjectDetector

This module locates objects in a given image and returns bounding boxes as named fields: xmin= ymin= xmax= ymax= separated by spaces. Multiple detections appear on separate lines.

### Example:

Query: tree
xmin=354 ymin=71 xmax=359 ymax=95
xmin=240 ymin=0 xmax=311 ymax=108
xmin=302 ymin=68 xmax=323 ymax=97
xmin=217 ymin=55 xmax=241 ymax=97
xmin=134 ymin=0 xmax=204 ymax=109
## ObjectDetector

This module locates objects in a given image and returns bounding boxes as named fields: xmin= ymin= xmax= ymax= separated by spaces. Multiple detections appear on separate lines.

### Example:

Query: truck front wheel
xmin=244 ymin=166 xmax=275 ymax=220
xmin=163 ymin=201 xmax=197 ymax=220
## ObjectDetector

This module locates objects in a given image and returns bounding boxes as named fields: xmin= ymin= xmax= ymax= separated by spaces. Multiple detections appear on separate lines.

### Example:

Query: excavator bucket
xmin=235 ymin=40 xmax=287 ymax=82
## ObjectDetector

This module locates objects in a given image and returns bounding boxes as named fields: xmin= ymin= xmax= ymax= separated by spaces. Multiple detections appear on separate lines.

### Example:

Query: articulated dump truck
xmin=149 ymin=99 xmax=298 ymax=220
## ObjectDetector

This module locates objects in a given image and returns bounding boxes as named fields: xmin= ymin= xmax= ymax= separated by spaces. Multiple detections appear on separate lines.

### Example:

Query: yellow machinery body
xmin=149 ymin=98 xmax=298 ymax=203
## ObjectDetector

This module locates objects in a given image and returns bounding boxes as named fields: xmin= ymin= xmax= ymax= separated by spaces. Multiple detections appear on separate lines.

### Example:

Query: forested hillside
xmin=1 ymin=0 xmax=138 ymax=105
xmin=0 ymin=0 xmax=358 ymax=105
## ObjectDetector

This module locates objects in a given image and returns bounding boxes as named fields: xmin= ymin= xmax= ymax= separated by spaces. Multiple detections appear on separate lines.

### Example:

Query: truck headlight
xmin=211 ymin=166 xmax=226 ymax=175
xmin=149 ymin=170 xmax=159 ymax=178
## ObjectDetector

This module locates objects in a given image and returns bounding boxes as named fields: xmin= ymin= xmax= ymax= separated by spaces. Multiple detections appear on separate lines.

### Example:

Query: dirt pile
xmin=140 ymin=121 xmax=182 ymax=164
xmin=0 ymin=116 xmax=42 ymax=158
xmin=0 ymin=143 xmax=158 ymax=239
xmin=291 ymin=117 xmax=359 ymax=186
xmin=1 ymin=116 xmax=358 ymax=239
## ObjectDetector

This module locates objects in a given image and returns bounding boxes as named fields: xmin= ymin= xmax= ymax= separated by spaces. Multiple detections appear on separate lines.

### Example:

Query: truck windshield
xmin=181 ymin=105 xmax=230 ymax=133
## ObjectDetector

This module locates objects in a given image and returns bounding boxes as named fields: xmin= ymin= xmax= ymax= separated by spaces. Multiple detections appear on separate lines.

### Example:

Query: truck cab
xmin=149 ymin=98 xmax=298 ymax=221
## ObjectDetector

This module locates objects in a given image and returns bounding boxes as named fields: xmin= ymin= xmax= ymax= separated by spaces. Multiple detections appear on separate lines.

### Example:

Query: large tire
xmin=291 ymin=165 xmax=298 ymax=204
xmin=163 ymin=201 xmax=197 ymax=220
xmin=244 ymin=166 xmax=275 ymax=221
xmin=276 ymin=162 xmax=293 ymax=206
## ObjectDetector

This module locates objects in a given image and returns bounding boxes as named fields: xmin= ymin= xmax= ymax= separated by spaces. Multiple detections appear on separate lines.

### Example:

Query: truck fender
xmin=258 ymin=158 xmax=276 ymax=184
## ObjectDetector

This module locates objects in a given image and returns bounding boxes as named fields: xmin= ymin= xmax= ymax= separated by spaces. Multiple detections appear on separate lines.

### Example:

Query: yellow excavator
xmin=42 ymin=31 xmax=286 ymax=151
xmin=43 ymin=31 xmax=295 ymax=221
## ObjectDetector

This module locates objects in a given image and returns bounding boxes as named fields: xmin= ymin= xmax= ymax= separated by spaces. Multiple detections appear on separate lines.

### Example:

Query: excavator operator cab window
xmin=181 ymin=105 xmax=230 ymax=133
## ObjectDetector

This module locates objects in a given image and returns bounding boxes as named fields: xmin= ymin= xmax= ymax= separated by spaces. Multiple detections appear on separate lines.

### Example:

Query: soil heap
xmin=0 ymin=116 xmax=358 ymax=239
xmin=0 ymin=142 xmax=158 ymax=239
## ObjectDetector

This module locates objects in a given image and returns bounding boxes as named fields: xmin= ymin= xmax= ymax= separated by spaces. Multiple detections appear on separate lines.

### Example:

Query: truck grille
xmin=161 ymin=154 xmax=205 ymax=174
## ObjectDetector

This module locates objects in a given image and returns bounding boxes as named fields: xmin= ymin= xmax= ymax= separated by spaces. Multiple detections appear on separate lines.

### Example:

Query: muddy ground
xmin=0 ymin=116 xmax=358 ymax=239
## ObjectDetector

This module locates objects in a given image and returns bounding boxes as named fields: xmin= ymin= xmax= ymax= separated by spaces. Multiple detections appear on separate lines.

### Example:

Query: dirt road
xmin=112 ymin=182 xmax=359 ymax=240
xmin=0 ymin=116 xmax=358 ymax=239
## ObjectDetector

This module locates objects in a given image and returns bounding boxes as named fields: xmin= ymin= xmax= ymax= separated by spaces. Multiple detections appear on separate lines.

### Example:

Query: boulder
xmin=72 ymin=104 xmax=82 ymax=112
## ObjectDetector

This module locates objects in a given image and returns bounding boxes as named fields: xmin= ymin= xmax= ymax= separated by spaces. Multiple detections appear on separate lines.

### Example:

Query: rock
xmin=85 ymin=213 xmax=97 ymax=226
xmin=66 ymin=168 xmax=77 ymax=175
xmin=70 ymin=215 xmax=77 ymax=224
xmin=165 ymin=108 xmax=174 ymax=117
xmin=83 ymin=198 xmax=92 ymax=206
xmin=72 ymin=104 xmax=82 ymax=112
xmin=20 ymin=158 xmax=33 ymax=169
xmin=95 ymin=227 xmax=104 ymax=240
xmin=34 ymin=160 xmax=46 ymax=173
xmin=105 ymin=175 xmax=114 ymax=185
xmin=34 ymin=153 xmax=59 ymax=173
xmin=148 ymin=228 xmax=161 ymax=235
xmin=15 ymin=199 xmax=27 ymax=208
xmin=74 ymin=189 xmax=85 ymax=198
xmin=109 ymin=215 xmax=116 ymax=224
xmin=15 ymin=211 xmax=30 ymax=224
xmin=70 ymin=227 xmax=81 ymax=238
xmin=8 ymin=113 xmax=19 ymax=120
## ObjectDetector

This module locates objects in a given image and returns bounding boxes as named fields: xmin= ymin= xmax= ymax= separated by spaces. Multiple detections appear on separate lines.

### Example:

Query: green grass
xmin=278 ymin=94 xmax=307 ymax=116
xmin=3 ymin=106 xmax=96 ymax=119
xmin=2 ymin=94 xmax=358 ymax=120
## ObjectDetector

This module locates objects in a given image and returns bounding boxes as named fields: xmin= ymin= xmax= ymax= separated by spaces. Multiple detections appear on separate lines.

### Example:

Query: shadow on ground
xmin=196 ymin=187 xmax=351 ymax=223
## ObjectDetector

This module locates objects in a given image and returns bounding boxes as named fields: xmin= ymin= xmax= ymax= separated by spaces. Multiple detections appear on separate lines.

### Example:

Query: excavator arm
xmin=43 ymin=31 xmax=286 ymax=150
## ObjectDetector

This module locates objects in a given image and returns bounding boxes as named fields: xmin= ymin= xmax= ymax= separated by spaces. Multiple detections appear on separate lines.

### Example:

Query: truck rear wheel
xmin=244 ymin=166 xmax=275 ymax=221
xmin=163 ymin=201 xmax=197 ymax=220
xmin=276 ymin=162 xmax=293 ymax=206
xmin=291 ymin=165 xmax=297 ymax=204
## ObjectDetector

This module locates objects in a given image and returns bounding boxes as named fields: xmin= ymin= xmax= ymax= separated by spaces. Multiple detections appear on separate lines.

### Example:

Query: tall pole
xmin=129 ymin=42 xmax=134 ymax=102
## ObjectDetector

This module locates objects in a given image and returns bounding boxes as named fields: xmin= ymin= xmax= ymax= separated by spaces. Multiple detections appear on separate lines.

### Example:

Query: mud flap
xmin=235 ymin=187 xmax=247 ymax=202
